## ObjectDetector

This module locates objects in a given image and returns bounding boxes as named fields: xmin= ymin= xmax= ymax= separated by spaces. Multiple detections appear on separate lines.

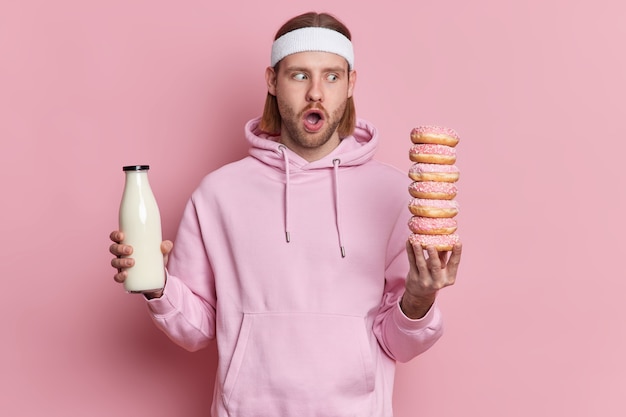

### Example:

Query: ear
xmin=347 ymin=69 xmax=357 ymax=99
xmin=265 ymin=66 xmax=277 ymax=96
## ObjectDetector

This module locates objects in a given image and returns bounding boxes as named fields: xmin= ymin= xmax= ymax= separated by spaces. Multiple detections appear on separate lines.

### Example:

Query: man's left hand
xmin=401 ymin=241 xmax=462 ymax=319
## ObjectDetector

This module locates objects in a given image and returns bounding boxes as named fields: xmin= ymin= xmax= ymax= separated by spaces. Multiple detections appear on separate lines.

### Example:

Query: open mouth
xmin=302 ymin=109 xmax=325 ymax=132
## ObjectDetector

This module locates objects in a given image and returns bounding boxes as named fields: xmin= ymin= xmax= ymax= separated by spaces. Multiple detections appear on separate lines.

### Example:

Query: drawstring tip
xmin=285 ymin=231 xmax=291 ymax=243
xmin=340 ymin=246 xmax=346 ymax=258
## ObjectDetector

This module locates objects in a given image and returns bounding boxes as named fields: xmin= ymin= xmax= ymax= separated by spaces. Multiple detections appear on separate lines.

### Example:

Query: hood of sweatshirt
xmin=245 ymin=116 xmax=379 ymax=257
xmin=246 ymin=117 xmax=378 ymax=169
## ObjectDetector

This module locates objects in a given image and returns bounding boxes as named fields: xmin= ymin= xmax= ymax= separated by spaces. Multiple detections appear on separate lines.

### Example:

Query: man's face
xmin=266 ymin=51 xmax=356 ymax=161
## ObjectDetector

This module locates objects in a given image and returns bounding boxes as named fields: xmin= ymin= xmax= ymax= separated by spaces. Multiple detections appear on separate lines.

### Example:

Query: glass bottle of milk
xmin=119 ymin=165 xmax=166 ymax=293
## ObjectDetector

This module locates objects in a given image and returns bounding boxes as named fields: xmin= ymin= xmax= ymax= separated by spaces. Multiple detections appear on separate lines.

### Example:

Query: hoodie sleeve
xmin=372 ymin=201 xmax=444 ymax=363
xmin=144 ymin=196 xmax=217 ymax=352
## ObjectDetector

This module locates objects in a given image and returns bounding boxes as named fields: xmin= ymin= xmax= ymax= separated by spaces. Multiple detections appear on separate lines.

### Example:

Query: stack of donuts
xmin=407 ymin=126 xmax=461 ymax=251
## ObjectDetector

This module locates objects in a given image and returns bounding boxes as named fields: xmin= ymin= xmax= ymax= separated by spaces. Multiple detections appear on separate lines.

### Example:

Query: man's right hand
xmin=109 ymin=230 xmax=173 ymax=299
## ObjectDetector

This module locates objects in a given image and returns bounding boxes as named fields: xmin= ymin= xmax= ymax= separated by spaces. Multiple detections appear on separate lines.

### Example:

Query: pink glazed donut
xmin=409 ymin=143 xmax=456 ymax=165
xmin=408 ymin=216 xmax=458 ymax=235
xmin=409 ymin=181 xmax=457 ymax=200
xmin=409 ymin=233 xmax=460 ymax=251
xmin=410 ymin=125 xmax=460 ymax=147
xmin=411 ymin=126 xmax=461 ymax=147
xmin=409 ymin=198 xmax=459 ymax=218
xmin=408 ymin=163 xmax=460 ymax=183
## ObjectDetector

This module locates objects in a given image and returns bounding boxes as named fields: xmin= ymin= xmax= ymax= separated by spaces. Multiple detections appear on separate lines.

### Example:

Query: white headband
xmin=271 ymin=27 xmax=354 ymax=69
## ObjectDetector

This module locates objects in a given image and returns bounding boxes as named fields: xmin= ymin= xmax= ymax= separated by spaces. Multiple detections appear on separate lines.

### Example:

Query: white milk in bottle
xmin=119 ymin=165 xmax=166 ymax=293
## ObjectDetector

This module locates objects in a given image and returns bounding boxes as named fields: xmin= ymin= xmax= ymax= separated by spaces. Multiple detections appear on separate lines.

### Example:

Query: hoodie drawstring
xmin=278 ymin=146 xmax=345 ymax=258
xmin=332 ymin=159 xmax=346 ymax=258
xmin=278 ymin=145 xmax=291 ymax=243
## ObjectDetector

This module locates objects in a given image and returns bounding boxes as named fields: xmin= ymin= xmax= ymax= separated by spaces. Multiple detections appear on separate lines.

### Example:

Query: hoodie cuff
xmin=145 ymin=271 xmax=180 ymax=316
xmin=393 ymin=298 xmax=439 ymax=333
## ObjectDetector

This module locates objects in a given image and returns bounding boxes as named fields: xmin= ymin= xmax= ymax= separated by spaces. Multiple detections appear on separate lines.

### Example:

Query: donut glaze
xmin=409 ymin=198 xmax=459 ymax=218
xmin=409 ymin=163 xmax=460 ymax=182
xmin=409 ymin=233 xmax=460 ymax=251
xmin=410 ymin=125 xmax=460 ymax=147
xmin=408 ymin=216 xmax=457 ymax=235
xmin=409 ymin=181 xmax=457 ymax=200
xmin=409 ymin=144 xmax=456 ymax=165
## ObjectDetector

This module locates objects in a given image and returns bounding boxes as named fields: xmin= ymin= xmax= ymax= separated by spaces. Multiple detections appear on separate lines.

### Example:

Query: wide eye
xmin=293 ymin=73 xmax=307 ymax=81
xmin=326 ymin=74 xmax=339 ymax=82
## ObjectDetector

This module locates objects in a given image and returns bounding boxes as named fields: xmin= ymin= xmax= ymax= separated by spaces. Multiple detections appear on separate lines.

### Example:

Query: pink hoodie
xmin=146 ymin=117 xmax=443 ymax=417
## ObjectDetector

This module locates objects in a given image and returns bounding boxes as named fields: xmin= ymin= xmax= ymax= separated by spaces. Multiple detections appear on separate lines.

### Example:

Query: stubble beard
xmin=277 ymin=100 xmax=347 ymax=150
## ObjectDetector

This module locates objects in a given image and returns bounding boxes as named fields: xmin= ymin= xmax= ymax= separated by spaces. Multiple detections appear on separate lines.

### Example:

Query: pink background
xmin=1 ymin=0 xmax=624 ymax=416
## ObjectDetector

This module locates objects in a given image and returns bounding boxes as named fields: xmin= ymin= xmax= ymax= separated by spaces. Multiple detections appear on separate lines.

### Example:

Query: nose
xmin=306 ymin=79 xmax=323 ymax=102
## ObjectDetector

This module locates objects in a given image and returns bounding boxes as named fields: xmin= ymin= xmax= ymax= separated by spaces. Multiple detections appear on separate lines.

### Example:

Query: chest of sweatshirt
xmin=187 ymin=156 xmax=410 ymax=315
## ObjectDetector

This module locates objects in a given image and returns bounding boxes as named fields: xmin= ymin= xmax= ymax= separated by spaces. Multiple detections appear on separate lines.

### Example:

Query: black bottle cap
xmin=123 ymin=165 xmax=150 ymax=171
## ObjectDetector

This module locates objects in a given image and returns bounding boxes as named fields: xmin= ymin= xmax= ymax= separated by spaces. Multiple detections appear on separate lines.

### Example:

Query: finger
xmin=446 ymin=242 xmax=463 ymax=278
xmin=407 ymin=240 xmax=429 ymax=275
xmin=405 ymin=240 xmax=418 ymax=274
xmin=425 ymin=246 xmax=443 ymax=275
xmin=109 ymin=230 xmax=124 ymax=243
xmin=161 ymin=240 xmax=173 ymax=255
xmin=109 ymin=243 xmax=132 ymax=256
xmin=162 ymin=240 xmax=173 ymax=266
xmin=438 ymin=249 xmax=449 ymax=266
xmin=111 ymin=256 xmax=134 ymax=270
xmin=113 ymin=270 xmax=127 ymax=283
xmin=109 ymin=243 xmax=124 ymax=256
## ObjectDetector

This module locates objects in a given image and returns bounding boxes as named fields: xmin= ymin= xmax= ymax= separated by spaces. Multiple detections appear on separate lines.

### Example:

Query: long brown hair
xmin=259 ymin=12 xmax=357 ymax=137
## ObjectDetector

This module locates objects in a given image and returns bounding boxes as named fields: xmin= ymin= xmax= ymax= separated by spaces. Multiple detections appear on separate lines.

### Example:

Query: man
xmin=110 ymin=11 xmax=461 ymax=417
